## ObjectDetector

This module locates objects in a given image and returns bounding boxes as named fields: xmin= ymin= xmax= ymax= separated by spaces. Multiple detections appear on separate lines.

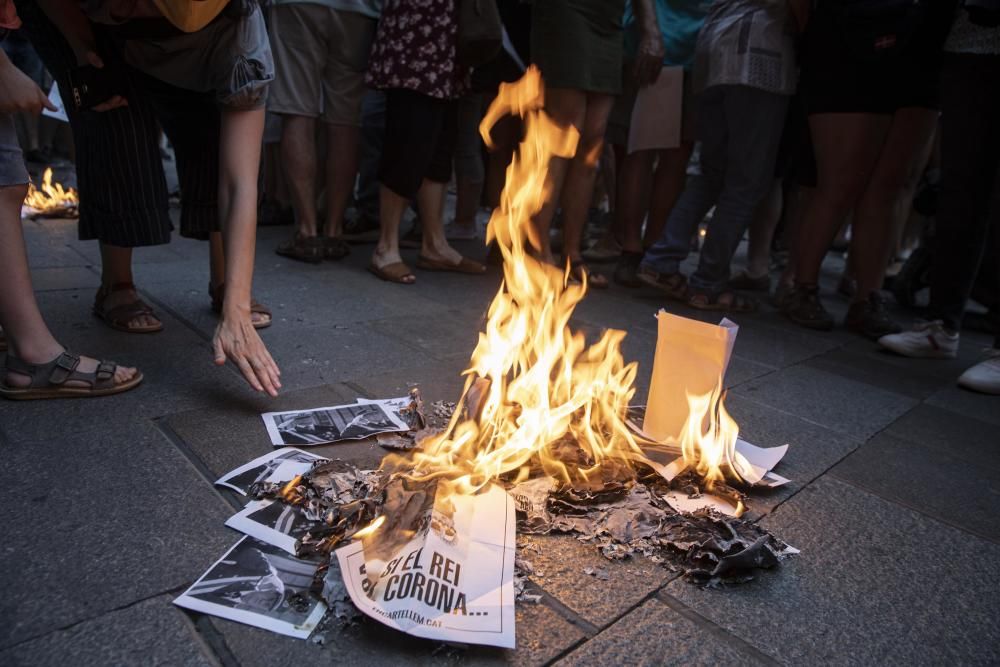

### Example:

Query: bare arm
xmin=632 ymin=0 xmax=665 ymax=85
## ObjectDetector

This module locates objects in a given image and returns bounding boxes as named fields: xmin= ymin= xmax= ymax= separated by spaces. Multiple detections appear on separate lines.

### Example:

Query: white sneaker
xmin=958 ymin=350 xmax=1000 ymax=395
xmin=878 ymin=320 xmax=958 ymax=359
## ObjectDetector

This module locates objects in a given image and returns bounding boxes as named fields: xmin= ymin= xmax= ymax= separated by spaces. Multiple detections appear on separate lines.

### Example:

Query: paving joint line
xmin=152 ymin=417 xmax=244 ymax=513
xmin=182 ymin=613 xmax=242 ymax=667
xmin=655 ymin=591 xmax=781 ymax=665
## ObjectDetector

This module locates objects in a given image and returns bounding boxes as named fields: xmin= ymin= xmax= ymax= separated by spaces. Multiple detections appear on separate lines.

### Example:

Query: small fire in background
xmin=384 ymin=67 xmax=744 ymax=498
xmin=22 ymin=167 xmax=79 ymax=219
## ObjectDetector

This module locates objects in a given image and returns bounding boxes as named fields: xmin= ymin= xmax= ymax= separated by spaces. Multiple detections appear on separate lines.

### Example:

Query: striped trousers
xmin=14 ymin=1 xmax=220 ymax=247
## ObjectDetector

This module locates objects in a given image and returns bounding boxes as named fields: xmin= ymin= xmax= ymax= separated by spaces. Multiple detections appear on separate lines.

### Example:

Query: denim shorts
xmin=0 ymin=111 xmax=29 ymax=188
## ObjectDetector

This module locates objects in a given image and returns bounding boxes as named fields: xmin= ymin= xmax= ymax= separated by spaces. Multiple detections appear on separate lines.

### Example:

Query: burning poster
xmin=215 ymin=447 xmax=328 ymax=496
xmin=336 ymin=483 xmax=516 ymax=648
xmin=261 ymin=402 xmax=409 ymax=447
xmin=173 ymin=537 xmax=326 ymax=639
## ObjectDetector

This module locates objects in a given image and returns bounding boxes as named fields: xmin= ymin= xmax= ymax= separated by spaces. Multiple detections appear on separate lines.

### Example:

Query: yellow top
xmin=152 ymin=0 xmax=228 ymax=32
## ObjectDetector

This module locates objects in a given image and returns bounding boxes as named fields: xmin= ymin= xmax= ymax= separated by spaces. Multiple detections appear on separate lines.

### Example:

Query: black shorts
xmin=378 ymin=89 xmax=457 ymax=200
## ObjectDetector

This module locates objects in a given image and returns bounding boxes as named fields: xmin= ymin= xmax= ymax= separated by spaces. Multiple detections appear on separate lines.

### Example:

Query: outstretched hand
xmin=213 ymin=311 xmax=281 ymax=396
xmin=0 ymin=61 xmax=57 ymax=114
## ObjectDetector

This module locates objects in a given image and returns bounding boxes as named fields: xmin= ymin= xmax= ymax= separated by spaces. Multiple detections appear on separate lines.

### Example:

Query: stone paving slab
xmin=925 ymin=383 xmax=1000 ymax=427
xmin=664 ymin=476 xmax=1000 ymax=665
xmin=214 ymin=596 xmax=586 ymax=667
xmin=723 ymin=394 xmax=863 ymax=519
xmin=803 ymin=346 xmax=955 ymax=399
xmin=0 ymin=421 xmax=234 ymax=649
xmin=555 ymin=598 xmax=767 ymax=666
xmin=734 ymin=364 xmax=919 ymax=441
xmin=517 ymin=534 xmax=674 ymax=628
xmin=29 ymin=266 xmax=101 ymax=293
xmin=831 ymin=432 xmax=1000 ymax=541
xmin=0 ymin=596 xmax=213 ymax=667
xmin=883 ymin=404 xmax=1000 ymax=471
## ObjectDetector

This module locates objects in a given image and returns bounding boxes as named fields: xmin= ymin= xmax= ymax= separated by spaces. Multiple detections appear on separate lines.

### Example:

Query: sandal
xmin=686 ymin=288 xmax=758 ymax=313
xmin=566 ymin=258 xmax=609 ymax=289
xmin=209 ymin=283 xmax=272 ymax=330
xmin=0 ymin=350 xmax=143 ymax=400
xmin=637 ymin=267 xmax=687 ymax=300
xmin=415 ymin=254 xmax=486 ymax=274
xmin=276 ymin=236 xmax=323 ymax=263
xmin=322 ymin=236 xmax=350 ymax=261
xmin=613 ymin=251 xmax=643 ymax=288
xmin=728 ymin=270 xmax=771 ymax=292
xmin=93 ymin=283 xmax=164 ymax=334
xmin=368 ymin=261 xmax=416 ymax=284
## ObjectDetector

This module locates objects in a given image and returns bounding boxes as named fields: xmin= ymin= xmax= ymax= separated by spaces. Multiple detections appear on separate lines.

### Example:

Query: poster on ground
xmin=336 ymin=483 xmax=516 ymax=648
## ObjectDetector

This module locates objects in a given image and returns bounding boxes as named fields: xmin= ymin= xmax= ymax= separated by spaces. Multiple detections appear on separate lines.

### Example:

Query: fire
xmin=391 ymin=68 xmax=742 ymax=496
xmin=352 ymin=515 xmax=386 ymax=540
xmin=679 ymin=381 xmax=741 ymax=488
xmin=22 ymin=168 xmax=79 ymax=216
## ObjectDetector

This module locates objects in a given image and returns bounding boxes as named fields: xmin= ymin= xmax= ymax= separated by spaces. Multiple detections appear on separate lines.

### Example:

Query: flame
xmin=388 ymin=68 xmax=742 ymax=496
xmin=23 ymin=168 xmax=79 ymax=214
xmin=678 ymin=380 xmax=740 ymax=488
xmin=352 ymin=515 xmax=386 ymax=540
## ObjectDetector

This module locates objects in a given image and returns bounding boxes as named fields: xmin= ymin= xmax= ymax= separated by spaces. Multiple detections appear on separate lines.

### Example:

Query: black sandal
xmin=93 ymin=283 xmax=164 ymax=333
xmin=0 ymin=351 xmax=142 ymax=400
xmin=686 ymin=288 xmax=758 ymax=313
xmin=322 ymin=236 xmax=350 ymax=260
xmin=637 ymin=267 xmax=687 ymax=300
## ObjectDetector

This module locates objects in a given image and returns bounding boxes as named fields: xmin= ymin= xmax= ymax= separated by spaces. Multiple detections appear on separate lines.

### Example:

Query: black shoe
xmin=614 ymin=251 xmax=643 ymax=287
xmin=845 ymin=291 xmax=902 ymax=340
xmin=784 ymin=284 xmax=834 ymax=331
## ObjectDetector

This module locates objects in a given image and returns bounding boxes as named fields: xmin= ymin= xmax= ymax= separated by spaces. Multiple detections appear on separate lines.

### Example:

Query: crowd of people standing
xmin=0 ymin=0 xmax=998 ymax=400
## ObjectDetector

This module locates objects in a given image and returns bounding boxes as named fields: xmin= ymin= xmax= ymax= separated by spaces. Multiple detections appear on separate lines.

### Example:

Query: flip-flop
xmin=368 ymin=261 xmax=416 ymax=284
xmin=93 ymin=283 xmax=164 ymax=334
xmin=209 ymin=283 xmax=272 ymax=329
xmin=416 ymin=255 xmax=486 ymax=274
xmin=0 ymin=350 xmax=143 ymax=400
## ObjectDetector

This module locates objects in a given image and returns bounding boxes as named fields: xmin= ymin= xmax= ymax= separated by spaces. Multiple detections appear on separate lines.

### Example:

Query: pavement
xmin=1 ymin=205 xmax=999 ymax=667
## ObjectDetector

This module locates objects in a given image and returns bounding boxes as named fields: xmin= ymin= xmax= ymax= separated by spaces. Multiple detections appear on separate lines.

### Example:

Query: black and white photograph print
xmin=215 ymin=448 xmax=328 ymax=496
xmin=261 ymin=402 xmax=409 ymax=447
xmin=225 ymin=499 xmax=321 ymax=555
xmin=173 ymin=537 xmax=327 ymax=639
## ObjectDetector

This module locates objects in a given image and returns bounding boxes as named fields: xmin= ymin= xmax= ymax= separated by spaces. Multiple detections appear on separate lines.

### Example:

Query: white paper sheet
xmin=174 ymin=537 xmax=326 ymax=640
xmin=627 ymin=65 xmax=684 ymax=153
xmin=662 ymin=489 xmax=741 ymax=516
xmin=43 ymin=82 xmax=69 ymax=122
xmin=261 ymin=402 xmax=409 ymax=447
xmin=215 ymin=448 xmax=327 ymax=496
xmin=644 ymin=312 xmax=738 ymax=444
xmin=336 ymin=484 xmax=516 ymax=648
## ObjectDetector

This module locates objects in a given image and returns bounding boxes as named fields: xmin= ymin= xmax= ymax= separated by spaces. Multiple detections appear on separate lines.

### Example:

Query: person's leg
xmin=323 ymin=123 xmax=359 ymax=238
xmin=450 ymin=92 xmax=485 ymax=238
xmin=743 ymin=179 xmax=783 ymax=280
xmin=355 ymin=90 xmax=386 ymax=227
xmin=688 ymin=87 xmax=789 ymax=297
xmin=280 ymin=114 xmax=319 ymax=237
xmin=560 ymin=92 xmax=614 ymax=271
xmin=532 ymin=87 xmax=587 ymax=262
xmin=851 ymin=106 xmax=939 ymax=301
xmin=617 ymin=150 xmax=655 ymax=254
xmin=373 ymin=90 xmax=444 ymax=281
xmin=644 ymin=141 xmax=694 ymax=249
xmin=641 ymin=88 xmax=727 ymax=279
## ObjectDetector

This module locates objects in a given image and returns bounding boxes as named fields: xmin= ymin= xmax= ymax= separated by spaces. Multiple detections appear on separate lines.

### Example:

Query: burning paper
xmin=215 ymin=448 xmax=328 ymax=496
xmin=261 ymin=402 xmax=409 ymax=447
xmin=21 ymin=167 xmax=79 ymax=219
xmin=336 ymin=483 xmax=516 ymax=648
xmin=226 ymin=500 xmax=323 ymax=555
xmin=173 ymin=537 xmax=326 ymax=639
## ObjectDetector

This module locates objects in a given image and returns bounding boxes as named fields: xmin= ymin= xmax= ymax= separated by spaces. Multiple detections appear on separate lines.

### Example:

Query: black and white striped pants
xmin=14 ymin=1 xmax=220 ymax=247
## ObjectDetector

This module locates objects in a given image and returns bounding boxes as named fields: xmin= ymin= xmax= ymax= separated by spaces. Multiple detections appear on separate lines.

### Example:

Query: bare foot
xmin=419 ymin=239 xmax=463 ymax=266
xmin=372 ymin=247 xmax=415 ymax=284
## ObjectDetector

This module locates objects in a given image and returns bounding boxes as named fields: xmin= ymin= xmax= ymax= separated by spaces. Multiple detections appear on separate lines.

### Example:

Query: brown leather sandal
xmin=93 ymin=283 xmax=164 ymax=333
xmin=322 ymin=236 xmax=350 ymax=260
xmin=275 ymin=235 xmax=323 ymax=263
xmin=415 ymin=254 xmax=486 ymax=274
xmin=0 ymin=351 xmax=143 ymax=400
xmin=209 ymin=283 xmax=272 ymax=330
xmin=368 ymin=261 xmax=416 ymax=284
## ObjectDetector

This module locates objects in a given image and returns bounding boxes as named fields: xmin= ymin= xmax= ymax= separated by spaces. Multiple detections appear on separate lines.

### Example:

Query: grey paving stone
xmin=925 ymin=383 xmax=1000 ymax=427
xmin=518 ymin=534 xmax=674 ymax=628
xmin=733 ymin=365 xmax=918 ymax=441
xmin=163 ymin=383 xmax=361 ymax=481
xmin=723 ymin=394 xmax=863 ymax=518
xmin=831 ymin=432 xmax=1000 ymax=541
xmin=214 ymin=598 xmax=585 ymax=667
xmin=368 ymin=308 xmax=489 ymax=362
xmin=884 ymin=404 xmax=1000 ymax=471
xmin=346 ymin=356 xmax=473 ymax=406
xmin=665 ymin=476 xmax=1000 ymax=665
xmin=556 ymin=598 xmax=764 ymax=666
xmin=804 ymin=346 xmax=954 ymax=399
xmin=29 ymin=266 xmax=101 ymax=292
xmin=721 ymin=317 xmax=844 ymax=370
xmin=0 ymin=421 xmax=234 ymax=648
xmin=22 ymin=224 xmax=92 ymax=269
xmin=0 ymin=595 xmax=214 ymax=667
